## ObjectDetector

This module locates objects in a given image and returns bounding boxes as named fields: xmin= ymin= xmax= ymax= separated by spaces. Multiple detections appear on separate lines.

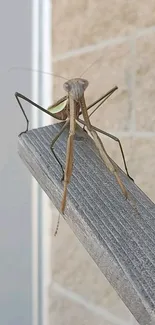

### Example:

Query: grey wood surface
xmin=18 ymin=122 xmax=155 ymax=325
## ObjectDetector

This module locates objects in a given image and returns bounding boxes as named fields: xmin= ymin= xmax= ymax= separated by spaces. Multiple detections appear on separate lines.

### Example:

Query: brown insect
xmin=15 ymin=78 xmax=133 ymax=223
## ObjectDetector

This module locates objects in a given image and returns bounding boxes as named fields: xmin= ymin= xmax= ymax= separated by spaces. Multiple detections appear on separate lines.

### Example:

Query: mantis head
xmin=63 ymin=78 xmax=89 ymax=101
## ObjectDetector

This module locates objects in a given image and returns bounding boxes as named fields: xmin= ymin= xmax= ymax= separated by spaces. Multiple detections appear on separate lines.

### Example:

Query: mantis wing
xmin=48 ymin=97 xmax=68 ymax=120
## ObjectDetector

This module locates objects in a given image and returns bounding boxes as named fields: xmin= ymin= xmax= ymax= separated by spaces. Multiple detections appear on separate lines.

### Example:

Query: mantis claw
xmin=61 ymin=172 xmax=64 ymax=183
xmin=18 ymin=129 xmax=28 ymax=137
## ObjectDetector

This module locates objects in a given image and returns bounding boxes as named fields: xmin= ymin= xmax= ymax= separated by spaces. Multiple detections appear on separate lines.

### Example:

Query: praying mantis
xmin=15 ymin=78 xmax=134 ymax=216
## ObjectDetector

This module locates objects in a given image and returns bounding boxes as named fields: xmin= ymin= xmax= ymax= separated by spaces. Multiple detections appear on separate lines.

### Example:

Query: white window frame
xmin=31 ymin=1 xmax=53 ymax=325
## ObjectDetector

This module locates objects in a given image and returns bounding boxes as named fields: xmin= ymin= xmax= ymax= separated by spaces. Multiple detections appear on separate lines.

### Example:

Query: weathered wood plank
xmin=18 ymin=122 xmax=155 ymax=325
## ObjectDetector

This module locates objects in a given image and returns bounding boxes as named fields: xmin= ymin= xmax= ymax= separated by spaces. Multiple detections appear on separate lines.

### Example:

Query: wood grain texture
xmin=18 ymin=122 xmax=155 ymax=325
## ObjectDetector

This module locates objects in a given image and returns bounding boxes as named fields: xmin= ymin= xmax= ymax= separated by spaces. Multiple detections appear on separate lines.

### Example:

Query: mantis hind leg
xmin=61 ymin=130 xmax=74 ymax=213
xmin=15 ymin=92 xmax=29 ymax=135
xmin=91 ymin=129 xmax=128 ymax=199
xmin=15 ymin=91 xmax=60 ymax=135
xmin=90 ymin=125 xmax=134 ymax=182
xmin=78 ymin=118 xmax=133 ymax=182
xmin=50 ymin=120 xmax=70 ymax=181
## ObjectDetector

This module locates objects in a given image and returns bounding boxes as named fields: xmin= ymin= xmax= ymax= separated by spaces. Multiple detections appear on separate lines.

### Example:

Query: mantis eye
xmin=80 ymin=79 xmax=89 ymax=90
xmin=63 ymin=82 xmax=71 ymax=93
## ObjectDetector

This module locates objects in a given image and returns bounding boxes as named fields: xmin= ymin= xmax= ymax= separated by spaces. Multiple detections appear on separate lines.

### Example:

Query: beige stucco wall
xmin=50 ymin=1 xmax=155 ymax=324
